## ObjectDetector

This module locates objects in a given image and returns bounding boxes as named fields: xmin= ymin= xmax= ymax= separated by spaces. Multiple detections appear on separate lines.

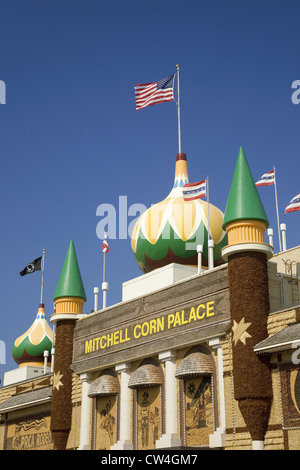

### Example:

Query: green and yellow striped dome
xmin=12 ymin=303 xmax=53 ymax=367
xmin=131 ymin=153 xmax=228 ymax=273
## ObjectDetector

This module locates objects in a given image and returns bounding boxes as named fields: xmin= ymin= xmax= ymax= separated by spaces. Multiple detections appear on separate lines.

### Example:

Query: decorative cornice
xmin=221 ymin=242 xmax=273 ymax=261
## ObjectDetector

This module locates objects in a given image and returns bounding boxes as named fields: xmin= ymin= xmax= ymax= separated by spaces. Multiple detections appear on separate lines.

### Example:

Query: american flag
xmin=182 ymin=180 xmax=207 ymax=201
xmin=135 ymin=74 xmax=175 ymax=110
xmin=285 ymin=193 xmax=300 ymax=215
xmin=102 ymin=233 xmax=109 ymax=253
xmin=255 ymin=170 xmax=275 ymax=187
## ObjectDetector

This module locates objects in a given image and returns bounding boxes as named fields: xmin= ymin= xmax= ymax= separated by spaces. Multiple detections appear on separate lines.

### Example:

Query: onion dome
xmin=12 ymin=303 xmax=53 ymax=367
xmin=131 ymin=153 xmax=228 ymax=273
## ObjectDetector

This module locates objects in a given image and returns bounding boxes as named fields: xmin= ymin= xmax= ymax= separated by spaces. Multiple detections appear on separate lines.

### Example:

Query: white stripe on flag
xmin=182 ymin=180 xmax=206 ymax=201
xmin=285 ymin=193 xmax=300 ymax=215
xmin=255 ymin=171 xmax=275 ymax=187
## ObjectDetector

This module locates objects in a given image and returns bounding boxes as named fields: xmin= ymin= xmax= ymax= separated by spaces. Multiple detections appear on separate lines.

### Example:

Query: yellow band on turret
xmin=54 ymin=297 xmax=85 ymax=315
xmin=225 ymin=219 xmax=267 ymax=246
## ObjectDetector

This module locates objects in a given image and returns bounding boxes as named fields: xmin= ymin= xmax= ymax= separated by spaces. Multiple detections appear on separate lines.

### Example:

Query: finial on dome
xmin=172 ymin=153 xmax=189 ymax=192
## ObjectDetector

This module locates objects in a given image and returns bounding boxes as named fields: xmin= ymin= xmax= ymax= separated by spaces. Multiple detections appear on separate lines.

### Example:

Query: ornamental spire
xmin=53 ymin=240 xmax=86 ymax=302
xmin=223 ymin=147 xmax=269 ymax=230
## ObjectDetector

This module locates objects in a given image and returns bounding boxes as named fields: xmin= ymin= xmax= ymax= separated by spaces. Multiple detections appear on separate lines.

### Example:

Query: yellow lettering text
xmin=173 ymin=311 xmax=181 ymax=327
xmin=84 ymin=300 xmax=216 ymax=355
xmin=141 ymin=321 xmax=149 ymax=336
xmin=207 ymin=300 xmax=215 ymax=317
xmin=134 ymin=324 xmax=141 ymax=339
xmin=149 ymin=319 xmax=157 ymax=335
xmin=114 ymin=330 xmax=119 ymax=345
xmin=100 ymin=336 xmax=106 ymax=349
xmin=189 ymin=307 xmax=197 ymax=322
xmin=120 ymin=328 xmax=131 ymax=343
xmin=181 ymin=309 xmax=188 ymax=325
xmin=168 ymin=313 xmax=175 ymax=329
xmin=196 ymin=304 xmax=206 ymax=320
xmin=107 ymin=332 xmax=114 ymax=347
xmin=157 ymin=316 xmax=164 ymax=333
xmin=93 ymin=337 xmax=100 ymax=351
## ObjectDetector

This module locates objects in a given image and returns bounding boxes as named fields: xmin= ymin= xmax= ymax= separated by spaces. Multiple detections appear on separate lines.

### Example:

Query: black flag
xmin=20 ymin=256 xmax=42 ymax=276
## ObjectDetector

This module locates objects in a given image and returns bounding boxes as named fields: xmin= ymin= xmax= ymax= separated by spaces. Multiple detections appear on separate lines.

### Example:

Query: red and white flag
xmin=182 ymin=180 xmax=207 ymax=201
xmin=285 ymin=193 xmax=300 ymax=215
xmin=102 ymin=234 xmax=109 ymax=253
xmin=255 ymin=170 xmax=275 ymax=187
xmin=135 ymin=74 xmax=175 ymax=110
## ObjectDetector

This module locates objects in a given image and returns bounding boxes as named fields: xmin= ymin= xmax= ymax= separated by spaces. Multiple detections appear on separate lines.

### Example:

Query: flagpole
xmin=206 ymin=176 xmax=210 ymax=241
xmin=102 ymin=233 xmax=108 ymax=309
xmin=273 ymin=165 xmax=282 ymax=252
xmin=176 ymin=64 xmax=181 ymax=154
xmin=40 ymin=249 xmax=45 ymax=304
xmin=102 ymin=249 xmax=106 ymax=309
xmin=103 ymin=249 xmax=106 ymax=284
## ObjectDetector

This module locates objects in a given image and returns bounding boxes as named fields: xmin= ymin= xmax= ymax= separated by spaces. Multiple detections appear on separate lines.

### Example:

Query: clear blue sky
xmin=0 ymin=0 xmax=299 ymax=383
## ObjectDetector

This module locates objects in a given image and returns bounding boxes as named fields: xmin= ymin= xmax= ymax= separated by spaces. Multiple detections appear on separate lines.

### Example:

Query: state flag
xmin=255 ymin=171 xmax=275 ymax=187
xmin=182 ymin=180 xmax=207 ymax=201
xmin=285 ymin=193 xmax=300 ymax=215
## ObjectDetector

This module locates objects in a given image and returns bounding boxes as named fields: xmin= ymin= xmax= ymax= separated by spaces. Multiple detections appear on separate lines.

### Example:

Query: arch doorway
xmin=129 ymin=358 xmax=164 ymax=450
xmin=176 ymin=347 xmax=215 ymax=447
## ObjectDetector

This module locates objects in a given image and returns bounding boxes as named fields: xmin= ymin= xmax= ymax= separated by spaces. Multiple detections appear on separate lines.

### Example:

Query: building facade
xmin=0 ymin=148 xmax=299 ymax=450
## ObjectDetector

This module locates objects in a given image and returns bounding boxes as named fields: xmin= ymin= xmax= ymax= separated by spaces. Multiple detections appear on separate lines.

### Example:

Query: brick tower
xmin=50 ymin=240 xmax=86 ymax=450
xmin=222 ymin=147 xmax=274 ymax=450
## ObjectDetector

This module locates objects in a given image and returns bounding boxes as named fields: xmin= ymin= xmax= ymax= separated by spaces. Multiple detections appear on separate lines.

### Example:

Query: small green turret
xmin=53 ymin=240 xmax=86 ymax=302
xmin=50 ymin=240 xmax=86 ymax=450
xmin=223 ymin=146 xmax=269 ymax=230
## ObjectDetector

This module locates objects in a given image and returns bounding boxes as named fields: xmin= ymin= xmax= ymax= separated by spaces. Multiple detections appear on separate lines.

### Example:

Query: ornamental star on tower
xmin=232 ymin=318 xmax=252 ymax=345
xmin=53 ymin=371 xmax=64 ymax=391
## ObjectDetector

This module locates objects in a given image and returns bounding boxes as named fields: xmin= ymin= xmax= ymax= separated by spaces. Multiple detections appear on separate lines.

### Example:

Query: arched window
xmin=128 ymin=358 xmax=164 ymax=450
xmin=88 ymin=369 xmax=119 ymax=450
xmin=175 ymin=346 xmax=216 ymax=448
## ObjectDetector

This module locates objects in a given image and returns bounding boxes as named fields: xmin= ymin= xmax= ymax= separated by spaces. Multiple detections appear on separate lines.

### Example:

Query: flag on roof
xmin=255 ymin=170 xmax=275 ymax=187
xmin=182 ymin=180 xmax=207 ymax=201
xmin=102 ymin=234 xmax=109 ymax=253
xmin=135 ymin=74 xmax=175 ymax=110
xmin=20 ymin=256 xmax=42 ymax=276
xmin=285 ymin=193 xmax=300 ymax=215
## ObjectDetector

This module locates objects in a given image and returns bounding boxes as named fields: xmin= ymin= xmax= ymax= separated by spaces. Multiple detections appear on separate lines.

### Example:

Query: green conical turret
xmin=53 ymin=240 xmax=86 ymax=301
xmin=223 ymin=147 xmax=269 ymax=229
xmin=51 ymin=240 xmax=86 ymax=450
